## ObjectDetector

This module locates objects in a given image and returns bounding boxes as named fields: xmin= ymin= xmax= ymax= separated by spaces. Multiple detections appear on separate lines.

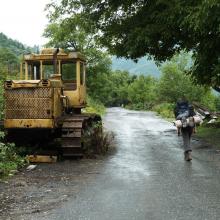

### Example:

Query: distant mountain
xmin=111 ymin=56 xmax=161 ymax=77
xmin=0 ymin=32 xmax=38 ymax=56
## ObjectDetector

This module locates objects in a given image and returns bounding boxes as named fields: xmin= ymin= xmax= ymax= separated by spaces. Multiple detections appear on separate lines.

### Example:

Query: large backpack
xmin=175 ymin=101 xmax=195 ymax=120
xmin=176 ymin=101 xmax=189 ymax=115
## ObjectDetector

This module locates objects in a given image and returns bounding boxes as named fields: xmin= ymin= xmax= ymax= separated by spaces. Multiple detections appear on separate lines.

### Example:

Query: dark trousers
xmin=181 ymin=127 xmax=194 ymax=152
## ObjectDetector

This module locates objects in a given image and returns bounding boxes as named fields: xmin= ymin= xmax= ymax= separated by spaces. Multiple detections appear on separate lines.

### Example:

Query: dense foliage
xmin=0 ymin=33 xmax=40 ymax=80
xmin=44 ymin=14 xmax=114 ymax=102
xmin=158 ymin=53 xmax=212 ymax=104
xmin=43 ymin=13 xmax=220 ymax=112
xmin=0 ymin=132 xmax=26 ymax=178
xmin=0 ymin=48 xmax=20 ymax=80
xmin=46 ymin=0 xmax=220 ymax=87
xmin=44 ymin=1 xmax=220 ymax=112
xmin=84 ymin=96 xmax=106 ymax=116
xmin=87 ymin=52 xmax=220 ymax=114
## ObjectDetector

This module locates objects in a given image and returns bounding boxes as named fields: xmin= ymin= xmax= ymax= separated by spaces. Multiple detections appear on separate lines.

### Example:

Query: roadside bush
xmin=84 ymin=96 xmax=106 ymax=115
xmin=82 ymin=121 xmax=114 ymax=157
xmin=153 ymin=103 xmax=175 ymax=119
xmin=127 ymin=75 xmax=158 ymax=110
xmin=196 ymin=122 xmax=220 ymax=148
xmin=0 ymin=81 xmax=4 ymax=120
xmin=0 ymin=132 xmax=26 ymax=178
xmin=215 ymin=96 xmax=220 ymax=111
xmin=200 ymin=92 xmax=220 ymax=112
xmin=126 ymin=103 xmax=146 ymax=110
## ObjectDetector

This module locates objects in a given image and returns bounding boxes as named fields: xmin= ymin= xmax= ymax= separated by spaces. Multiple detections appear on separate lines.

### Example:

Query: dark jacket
xmin=174 ymin=101 xmax=195 ymax=119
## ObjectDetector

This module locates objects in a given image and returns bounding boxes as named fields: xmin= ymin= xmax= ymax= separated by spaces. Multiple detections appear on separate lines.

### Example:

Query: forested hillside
xmin=0 ymin=32 xmax=37 ymax=55
xmin=0 ymin=33 xmax=40 ymax=80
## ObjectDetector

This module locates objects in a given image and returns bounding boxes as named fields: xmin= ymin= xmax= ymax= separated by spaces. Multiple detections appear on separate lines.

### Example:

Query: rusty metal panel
xmin=5 ymin=87 xmax=52 ymax=119
xmin=27 ymin=155 xmax=57 ymax=163
xmin=4 ymin=119 xmax=54 ymax=128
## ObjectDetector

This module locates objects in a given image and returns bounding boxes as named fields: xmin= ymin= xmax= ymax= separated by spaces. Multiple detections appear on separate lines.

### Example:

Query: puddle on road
xmin=163 ymin=129 xmax=176 ymax=133
xmin=108 ymin=157 xmax=155 ymax=178
xmin=139 ymin=129 xmax=176 ymax=138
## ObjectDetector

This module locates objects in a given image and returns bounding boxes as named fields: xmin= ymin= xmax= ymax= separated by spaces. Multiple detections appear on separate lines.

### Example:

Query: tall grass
xmin=82 ymin=121 xmax=114 ymax=157
xmin=152 ymin=103 xmax=175 ymax=119
xmin=84 ymin=96 xmax=106 ymax=115
xmin=0 ymin=132 xmax=26 ymax=178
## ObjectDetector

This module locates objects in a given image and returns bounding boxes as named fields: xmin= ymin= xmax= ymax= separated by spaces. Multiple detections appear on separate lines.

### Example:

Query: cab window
xmin=43 ymin=64 xmax=53 ymax=79
xmin=40 ymin=61 xmax=54 ymax=79
xmin=27 ymin=62 xmax=40 ymax=79
xmin=62 ymin=62 xmax=76 ymax=81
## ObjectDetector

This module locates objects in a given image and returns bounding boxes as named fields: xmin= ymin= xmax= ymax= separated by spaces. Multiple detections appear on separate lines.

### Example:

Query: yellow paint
xmin=27 ymin=155 xmax=57 ymax=163
xmin=20 ymin=63 xmax=23 ymax=80
xmin=5 ymin=80 xmax=41 ymax=88
xmin=23 ymin=50 xmax=86 ymax=62
xmin=63 ymin=60 xmax=86 ymax=107
xmin=58 ymin=60 xmax=61 ymax=74
xmin=40 ymin=60 xmax=43 ymax=79
xmin=77 ymin=61 xmax=80 ymax=88
xmin=4 ymin=48 xmax=87 ymax=130
xmin=4 ymin=119 xmax=54 ymax=128
xmin=53 ymin=87 xmax=63 ymax=117
xmin=25 ymin=62 xmax=28 ymax=80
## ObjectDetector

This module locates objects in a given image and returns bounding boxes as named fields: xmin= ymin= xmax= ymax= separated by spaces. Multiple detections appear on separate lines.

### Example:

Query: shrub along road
xmin=1 ymin=108 xmax=220 ymax=220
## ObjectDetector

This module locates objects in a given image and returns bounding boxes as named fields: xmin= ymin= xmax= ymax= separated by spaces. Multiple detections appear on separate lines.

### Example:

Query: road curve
xmin=21 ymin=108 xmax=220 ymax=219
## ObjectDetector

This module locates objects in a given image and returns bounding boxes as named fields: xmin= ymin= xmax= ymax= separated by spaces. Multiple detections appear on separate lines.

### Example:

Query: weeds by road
xmin=196 ymin=122 xmax=220 ymax=148
xmin=0 ymin=131 xmax=26 ymax=178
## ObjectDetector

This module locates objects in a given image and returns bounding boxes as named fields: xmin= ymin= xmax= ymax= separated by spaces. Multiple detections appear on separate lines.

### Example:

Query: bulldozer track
xmin=61 ymin=114 xmax=101 ymax=156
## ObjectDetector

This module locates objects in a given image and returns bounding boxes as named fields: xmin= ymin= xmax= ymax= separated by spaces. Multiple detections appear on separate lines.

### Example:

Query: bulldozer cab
xmin=23 ymin=59 xmax=78 ymax=89
xmin=19 ymin=48 xmax=87 ymax=108
xmin=21 ymin=49 xmax=85 ymax=82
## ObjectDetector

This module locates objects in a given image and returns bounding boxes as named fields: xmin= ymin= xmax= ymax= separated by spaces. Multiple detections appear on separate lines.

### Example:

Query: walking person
xmin=174 ymin=97 xmax=196 ymax=161
xmin=181 ymin=126 xmax=194 ymax=161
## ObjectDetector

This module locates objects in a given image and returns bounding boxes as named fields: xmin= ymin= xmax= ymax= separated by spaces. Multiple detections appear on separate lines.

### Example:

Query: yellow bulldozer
xmin=3 ymin=48 xmax=101 ymax=156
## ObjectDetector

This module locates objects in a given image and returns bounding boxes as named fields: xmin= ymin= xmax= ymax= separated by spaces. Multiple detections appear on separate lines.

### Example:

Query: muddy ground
xmin=1 ymin=108 xmax=220 ymax=220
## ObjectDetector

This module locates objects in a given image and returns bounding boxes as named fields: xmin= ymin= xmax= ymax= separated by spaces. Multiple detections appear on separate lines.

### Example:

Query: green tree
xmin=158 ymin=53 xmax=217 ymax=111
xmin=0 ymin=48 xmax=19 ymax=80
xmin=128 ymin=75 xmax=158 ymax=109
xmin=44 ymin=15 xmax=113 ymax=103
xmin=107 ymin=70 xmax=133 ymax=106
xmin=158 ymin=62 xmax=206 ymax=103
xmin=44 ymin=15 xmax=105 ymax=66
xmin=88 ymin=70 xmax=134 ymax=107
xmin=46 ymin=0 xmax=220 ymax=87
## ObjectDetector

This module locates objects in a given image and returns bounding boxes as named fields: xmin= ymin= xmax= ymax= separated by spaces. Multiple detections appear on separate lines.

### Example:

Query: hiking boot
xmin=184 ymin=151 xmax=192 ymax=161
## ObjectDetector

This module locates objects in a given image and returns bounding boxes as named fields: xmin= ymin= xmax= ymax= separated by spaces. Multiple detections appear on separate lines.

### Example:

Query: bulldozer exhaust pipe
xmin=53 ymin=48 xmax=59 ymax=74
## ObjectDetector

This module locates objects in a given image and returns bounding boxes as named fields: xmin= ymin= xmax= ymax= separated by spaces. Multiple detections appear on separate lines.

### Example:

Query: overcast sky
xmin=0 ymin=0 xmax=50 ymax=47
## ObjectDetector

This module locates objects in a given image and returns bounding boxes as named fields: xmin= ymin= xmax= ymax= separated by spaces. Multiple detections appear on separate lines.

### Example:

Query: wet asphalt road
xmin=10 ymin=108 xmax=220 ymax=219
